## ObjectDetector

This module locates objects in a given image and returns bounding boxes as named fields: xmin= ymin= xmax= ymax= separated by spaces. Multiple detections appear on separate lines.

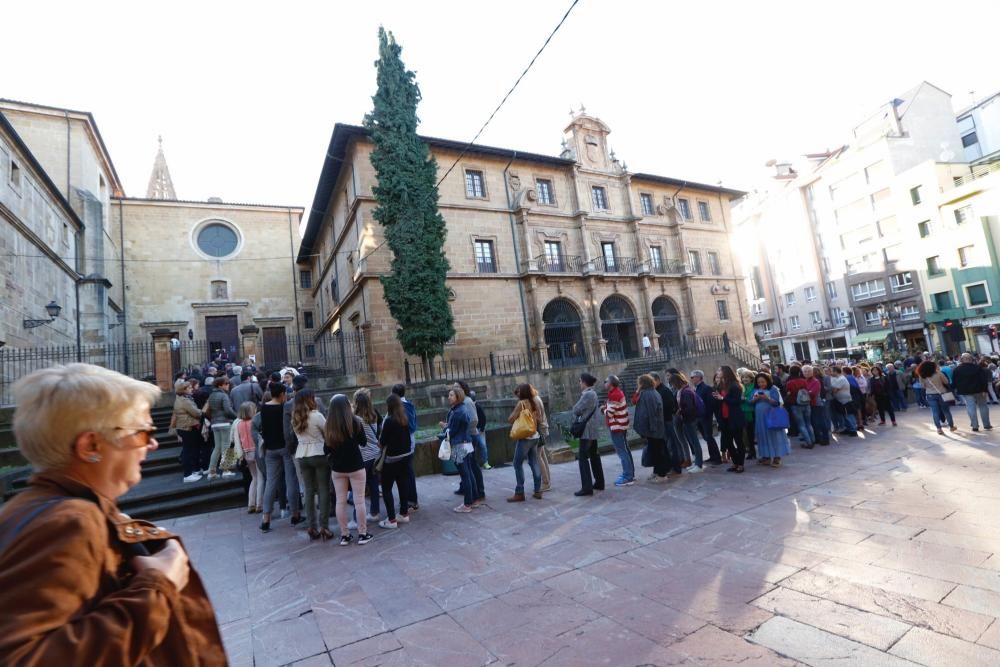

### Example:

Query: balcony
xmin=587 ymin=256 xmax=641 ymax=274
xmin=526 ymin=254 xmax=585 ymax=273
xmin=645 ymin=258 xmax=689 ymax=275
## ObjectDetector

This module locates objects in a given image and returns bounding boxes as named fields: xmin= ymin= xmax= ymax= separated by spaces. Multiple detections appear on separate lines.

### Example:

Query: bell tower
xmin=145 ymin=136 xmax=177 ymax=200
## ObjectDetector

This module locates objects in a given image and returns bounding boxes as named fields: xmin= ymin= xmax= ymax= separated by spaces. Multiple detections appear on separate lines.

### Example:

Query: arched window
xmin=600 ymin=295 xmax=639 ymax=360
xmin=652 ymin=296 xmax=682 ymax=352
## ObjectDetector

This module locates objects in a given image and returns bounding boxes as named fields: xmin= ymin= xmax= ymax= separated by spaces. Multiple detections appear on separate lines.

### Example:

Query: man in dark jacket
xmin=690 ymin=370 xmax=722 ymax=465
xmin=952 ymin=353 xmax=993 ymax=431
xmin=652 ymin=372 xmax=684 ymax=475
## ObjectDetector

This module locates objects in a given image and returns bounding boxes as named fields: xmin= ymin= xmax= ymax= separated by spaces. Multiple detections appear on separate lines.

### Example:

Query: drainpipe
xmin=73 ymin=229 xmax=82 ymax=361
xmin=503 ymin=153 xmax=534 ymax=366
xmin=118 ymin=200 xmax=129 ymax=373
xmin=287 ymin=208 xmax=304 ymax=363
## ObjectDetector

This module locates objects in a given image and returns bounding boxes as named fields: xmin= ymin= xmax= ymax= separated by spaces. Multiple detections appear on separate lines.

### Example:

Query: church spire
xmin=145 ymin=136 xmax=177 ymax=200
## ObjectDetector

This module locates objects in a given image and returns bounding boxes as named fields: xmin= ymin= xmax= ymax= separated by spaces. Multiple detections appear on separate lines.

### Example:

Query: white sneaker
xmin=396 ymin=514 xmax=410 ymax=524
xmin=368 ymin=514 xmax=381 ymax=523
xmin=379 ymin=519 xmax=398 ymax=529
xmin=221 ymin=471 xmax=237 ymax=478
xmin=347 ymin=520 xmax=358 ymax=530
xmin=685 ymin=465 xmax=704 ymax=474
xmin=206 ymin=473 xmax=220 ymax=480
xmin=183 ymin=472 xmax=203 ymax=483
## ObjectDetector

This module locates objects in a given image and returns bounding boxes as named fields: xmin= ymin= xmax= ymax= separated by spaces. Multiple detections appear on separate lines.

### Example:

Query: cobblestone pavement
xmin=163 ymin=415 xmax=1000 ymax=666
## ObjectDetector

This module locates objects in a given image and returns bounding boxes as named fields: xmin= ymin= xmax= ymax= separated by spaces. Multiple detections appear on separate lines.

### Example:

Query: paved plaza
xmin=163 ymin=417 xmax=1000 ymax=666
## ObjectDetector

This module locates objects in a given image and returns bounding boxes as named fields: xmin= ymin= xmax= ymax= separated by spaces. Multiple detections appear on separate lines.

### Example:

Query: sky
xmin=5 ymin=0 xmax=1000 ymax=224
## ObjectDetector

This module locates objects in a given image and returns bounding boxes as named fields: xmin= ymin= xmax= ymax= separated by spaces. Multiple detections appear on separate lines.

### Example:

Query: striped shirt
xmin=604 ymin=387 xmax=630 ymax=432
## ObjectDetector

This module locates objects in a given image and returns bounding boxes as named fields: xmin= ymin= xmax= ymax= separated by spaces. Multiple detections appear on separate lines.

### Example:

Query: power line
xmin=433 ymin=0 xmax=581 ymax=192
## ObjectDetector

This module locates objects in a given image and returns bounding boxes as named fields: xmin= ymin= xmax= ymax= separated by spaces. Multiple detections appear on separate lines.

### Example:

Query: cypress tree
xmin=364 ymin=27 xmax=455 ymax=374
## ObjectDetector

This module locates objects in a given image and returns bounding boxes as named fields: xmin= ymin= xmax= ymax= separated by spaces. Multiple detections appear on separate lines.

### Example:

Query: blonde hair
xmin=14 ymin=363 xmax=161 ymax=471
xmin=238 ymin=401 xmax=257 ymax=420
xmin=353 ymin=388 xmax=378 ymax=424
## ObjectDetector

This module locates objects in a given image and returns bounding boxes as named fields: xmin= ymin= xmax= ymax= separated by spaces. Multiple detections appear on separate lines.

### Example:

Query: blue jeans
xmin=960 ymin=393 xmax=992 ymax=429
xmin=513 ymin=439 xmax=542 ymax=494
xmin=609 ymin=431 xmax=634 ymax=480
xmin=914 ymin=388 xmax=927 ymax=407
xmin=679 ymin=419 xmax=703 ymax=467
xmin=927 ymin=394 xmax=954 ymax=429
xmin=472 ymin=432 xmax=488 ymax=466
xmin=457 ymin=453 xmax=478 ymax=506
xmin=791 ymin=405 xmax=814 ymax=445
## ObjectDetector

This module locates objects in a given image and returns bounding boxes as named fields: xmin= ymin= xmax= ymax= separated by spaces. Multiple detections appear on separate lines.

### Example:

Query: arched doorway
xmin=542 ymin=299 xmax=587 ymax=368
xmin=600 ymin=295 xmax=639 ymax=360
xmin=652 ymin=296 xmax=682 ymax=354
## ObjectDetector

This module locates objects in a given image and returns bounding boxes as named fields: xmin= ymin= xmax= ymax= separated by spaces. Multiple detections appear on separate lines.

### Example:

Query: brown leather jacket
xmin=0 ymin=472 xmax=227 ymax=666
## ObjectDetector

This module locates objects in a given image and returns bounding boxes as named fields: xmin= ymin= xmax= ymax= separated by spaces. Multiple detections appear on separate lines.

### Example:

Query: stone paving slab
xmin=162 ymin=417 xmax=1000 ymax=666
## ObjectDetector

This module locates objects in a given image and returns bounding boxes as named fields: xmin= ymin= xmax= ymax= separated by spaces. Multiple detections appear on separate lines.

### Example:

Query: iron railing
xmin=645 ymin=259 xmax=690 ymax=275
xmin=526 ymin=254 xmax=586 ymax=274
xmin=308 ymin=330 xmax=370 ymax=377
xmin=587 ymin=256 xmax=642 ymax=274
xmin=404 ymin=350 xmax=533 ymax=385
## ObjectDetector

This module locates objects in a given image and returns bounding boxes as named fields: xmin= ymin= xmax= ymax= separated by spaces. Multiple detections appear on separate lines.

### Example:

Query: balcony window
xmin=927 ymin=255 xmax=943 ymax=276
xmin=752 ymin=301 xmax=764 ymax=315
xmin=592 ymin=186 xmax=609 ymax=211
xmin=649 ymin=245 xmax=664 ymax=272
xmin=850 ymin=279 xmax=886 ymax=300
xmin=474 ymin=239 xmax=497 ymax=273
xmin=688 ymin=250 xmax=702 ymax=275
xmin=810 ymin=311 xmax=822 ymax=326
xmin=864 ymin=309 xmax=880 ymax=326
xmin=958 ymin=245 xmax=975 ymax=268
xmin=536 ymin=179 xmax=554 ymax=205
xmin=761 ymin=322 xmax=773 ymax=336
xmin=640 ymin=193 xmax=654 ymax=216
xmin=789 ymin=315 xmax=801 ymax=330
xmin=544 ymin=240 xmax=563 ymax=270
xmin=918 ymin=220 xmax=931 ymax=238
xmin=910 ymin=185 xmax=922 ymax=205
xmin=899 ymin=305 xmax=921 ymax=321
xmin=602 ymin=242 xmax=617 ymax=271
xmin=717 ymin=300 xmax=730 ymax=321
xmin=965 ymin=282 xmax=991 ymax=307
xmin=826 ymin=281 xmax=838 ymax=300
xmin=890 ymin=272 xmax=913 ymax=292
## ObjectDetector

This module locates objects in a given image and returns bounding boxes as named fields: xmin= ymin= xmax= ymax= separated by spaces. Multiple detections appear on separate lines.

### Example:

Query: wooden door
xmin=205 ymin=315 xmax=240 ymax=362
xmin=262 ymin=327 xmax=289 ymax=368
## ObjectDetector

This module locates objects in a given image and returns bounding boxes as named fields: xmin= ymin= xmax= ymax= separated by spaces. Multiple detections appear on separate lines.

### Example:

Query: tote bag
xmin=437 ymin=430 xmax=452 ymax=461
xmin=510 ymin=401 xmax=536 ymax=440
xmin=765 ymin=405 xmax=790 ymax=430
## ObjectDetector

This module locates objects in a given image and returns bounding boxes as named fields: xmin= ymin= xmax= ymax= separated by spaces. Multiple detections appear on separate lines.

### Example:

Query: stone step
xmin=118 ymin=473 xmax=245 ymax=521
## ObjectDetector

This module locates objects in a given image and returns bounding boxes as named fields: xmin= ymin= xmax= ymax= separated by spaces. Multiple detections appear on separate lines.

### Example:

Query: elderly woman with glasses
xmin=0 ymin=364 xmax=225 ymax=666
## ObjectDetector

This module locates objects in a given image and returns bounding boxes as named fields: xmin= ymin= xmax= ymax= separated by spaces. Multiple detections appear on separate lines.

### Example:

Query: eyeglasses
xmin=111 ymin=426 xmax=158 ymax=448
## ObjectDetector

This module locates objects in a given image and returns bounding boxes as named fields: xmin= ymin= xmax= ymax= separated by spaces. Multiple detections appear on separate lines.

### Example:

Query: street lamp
xmin=23 ymin=300 xmax=62 ymax=329
xmin=878 ymin=303 xmax=903 ymax=353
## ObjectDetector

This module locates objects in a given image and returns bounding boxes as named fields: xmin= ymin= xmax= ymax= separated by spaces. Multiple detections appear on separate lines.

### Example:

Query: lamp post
xmin=878 ymin=303 xmax=903 ymax=354
xmin=23 ymin=300 xmax=63 ymax=329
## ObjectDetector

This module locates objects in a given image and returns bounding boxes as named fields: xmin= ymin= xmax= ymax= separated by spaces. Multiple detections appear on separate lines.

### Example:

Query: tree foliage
xmin=364 ymin=27 xmax=455 ymax=363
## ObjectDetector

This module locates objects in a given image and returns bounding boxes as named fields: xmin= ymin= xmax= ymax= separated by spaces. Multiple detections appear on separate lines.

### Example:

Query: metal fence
xmin=404 ymin=350 xmax=533 ymax=385
xmin=306 ymin=330 xmax=370 ymax=377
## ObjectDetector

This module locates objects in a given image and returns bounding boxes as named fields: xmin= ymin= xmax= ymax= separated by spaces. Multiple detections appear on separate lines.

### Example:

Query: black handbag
xmin=570 ymin=406 xmax=597 ymax=438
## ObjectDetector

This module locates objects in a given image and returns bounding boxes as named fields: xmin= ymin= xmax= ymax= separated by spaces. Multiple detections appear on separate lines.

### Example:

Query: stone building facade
xmin=297 ymin=112 xmax=750 ymax=383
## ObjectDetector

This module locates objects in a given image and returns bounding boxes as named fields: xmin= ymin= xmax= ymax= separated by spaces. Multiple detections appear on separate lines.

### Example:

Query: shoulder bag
xmin=765 ymin=404 xmax=790 ymax=430
xmin=570 ymin=404 xmax=597 ymax=438
xmin=510 ymin=400 xmax=537 ymax=440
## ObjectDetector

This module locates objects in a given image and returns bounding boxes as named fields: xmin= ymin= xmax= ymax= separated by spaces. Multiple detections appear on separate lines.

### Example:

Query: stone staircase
xmin=614 ymin=338 xmax=763 ymax=398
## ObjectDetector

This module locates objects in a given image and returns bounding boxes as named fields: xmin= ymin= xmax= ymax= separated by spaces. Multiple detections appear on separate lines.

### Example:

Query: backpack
xmin=691 ymin=389 xmax=706 ymax=417
xmin=796 ymin=388 xmax=811 ymax=405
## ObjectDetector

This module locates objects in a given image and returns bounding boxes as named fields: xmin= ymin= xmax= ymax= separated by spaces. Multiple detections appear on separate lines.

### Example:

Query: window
xmin=784 ymin=291 xmax=797 ymax=306
xmin=303 ymin=311 xmax=315 ymax=329
xmin=591 ymin=186 xmax=609 ymax=211
xmin=602 ymin=242 xmax=617 ymax=271
xmin=918 ymin=220 xmax=931 ymax=238
xmin=793 ymin=342 xmax=811 ymax=361
xmin=864 ymin=309 xmax=881 ymax=326
xmin=826 ymin=281 xmax=838 ymax=300
xmin=698 ymin=200 xmax=712 ymax=222
xmin=958 ymin=245 xmax=974 ymax=268
xmin=761 ymin=322 xmax=773 ymax=336
xmin=954 ymin=206 xmax=972 ymax=225
xmin=536 ymin=179 xmax=554 ymax=205
xmin=962 ymin=132 xmax=978 ymax=148
xmin=899 ymin=305 xmax=921 ymax=321
xmin=850 ymin=279 xmax=886 ymax=300
xmin=751 ymin=267 xmax=763 ymax=300
xmin=677 ymin=198 xmax=692 ymax=220
xmin=330 ymin=278 xmax=339 ymax=304
xmin=805 ymin=286 xmax=817 ymax=301
xmin=926 ymin=255 xmax=943 ymax=276
xmin=789 ymin=315 xmax=801 ymax=330
xmin=752 ymin=301 xmax=764 ymax=315
xmin=707 ymin=251 xmax=721 ymax=275
xmin=465 ymin=170 xmax=486 ymax=198
xmin=299 ymin=270 xmax=312 ymax=289
xmin=196 ymin=222 xmax=240 ymax=258
xmin=864 ymin=161 xmax=887 ymax=185
xmin=687 ymin=250 xmax=702 ymax=274
xmin=474 ymin=239 xmax=497 ymax=273
xmin=890 ymin=272 xmax=913 ymax=292
xmin=833 ymin=307 xmax=850 ymax=325
xmin=716 ymin=300 xmax=730 ymax=321
xmin=543 ymin=240 xmax=563 ymax=270
xmin=304 ymin=344 xmax=316 ymax=358
xmin=810 ymin=311 xmax=822 ymax=326
xmin=649 ymin=245 xmax=664 ymax=272
xmin=910 ymin=186 xmax=922 ymax=205
xmin=932 ymin=292 xmax=953 ymax=311
xmin=9 ymin=159 xmax=21 ymax=190
xmin=640 ymin=193 xmax=654 ymax=216
xmin=965 ymin=282 xmax=991 ymax=307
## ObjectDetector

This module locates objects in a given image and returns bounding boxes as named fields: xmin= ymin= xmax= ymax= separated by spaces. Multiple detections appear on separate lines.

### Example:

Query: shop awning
xmin=853 ymin=329 xmax=891 ymax=344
